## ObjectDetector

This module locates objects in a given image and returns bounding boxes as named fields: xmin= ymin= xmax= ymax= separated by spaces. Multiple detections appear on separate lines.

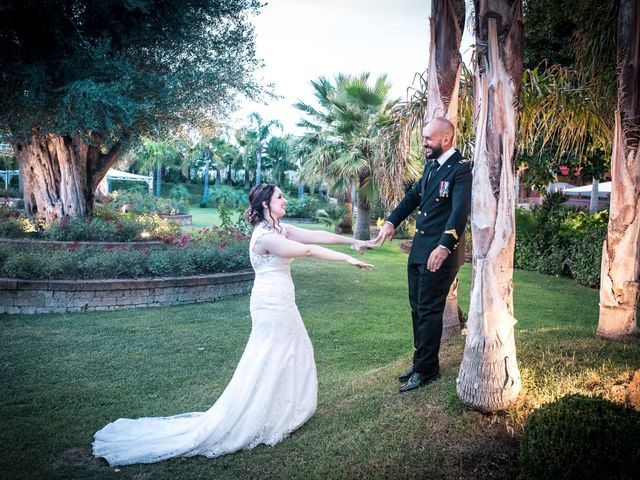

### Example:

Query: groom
xmin=375 ymin=117 xmax=472 ymax=393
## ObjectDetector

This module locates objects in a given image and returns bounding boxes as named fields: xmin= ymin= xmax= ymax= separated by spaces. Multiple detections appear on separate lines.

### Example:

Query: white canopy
xmin=563 ymin=181 xmax=611 ymax=195
xmin=97 ymin=169 xmax=153 ymax=194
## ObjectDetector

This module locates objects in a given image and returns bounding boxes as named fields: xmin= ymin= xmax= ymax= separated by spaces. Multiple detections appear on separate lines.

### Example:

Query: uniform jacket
xmin=387 ymin=150 xmax=472 ymax=266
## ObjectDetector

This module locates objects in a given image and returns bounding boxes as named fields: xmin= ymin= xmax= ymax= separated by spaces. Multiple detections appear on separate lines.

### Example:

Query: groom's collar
xmin=435 ymin=147 xmax=456 ymax=167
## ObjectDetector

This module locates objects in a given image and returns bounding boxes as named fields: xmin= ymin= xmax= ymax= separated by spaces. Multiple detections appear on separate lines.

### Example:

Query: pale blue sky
xmin=234 ymin=0 xmax=471 ymax=134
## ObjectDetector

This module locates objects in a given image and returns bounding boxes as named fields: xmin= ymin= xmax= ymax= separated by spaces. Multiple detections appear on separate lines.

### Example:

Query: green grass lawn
xmin=184 ymin=206 xmax=328 ymax=233
xmin=1 ymin=243 xmax=639 ymax=479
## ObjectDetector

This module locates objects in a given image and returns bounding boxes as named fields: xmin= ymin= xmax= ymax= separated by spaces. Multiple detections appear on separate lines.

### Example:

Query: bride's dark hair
xmin=245 ymin=183 xmax=282 ymax=232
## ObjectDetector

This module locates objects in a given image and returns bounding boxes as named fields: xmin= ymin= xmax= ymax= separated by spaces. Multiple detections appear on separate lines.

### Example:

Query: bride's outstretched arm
xmin=258 ymin=233 xmax=373 ymax=270
xmin=284 ymin=224 xmax=374 ymax=253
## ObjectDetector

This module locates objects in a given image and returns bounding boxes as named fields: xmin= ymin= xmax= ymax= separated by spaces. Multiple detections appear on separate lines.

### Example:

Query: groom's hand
xmin=374 ymin=222 xmax=395 ymax=246
xmin=427 ymin=246 xmax=450 ymax=272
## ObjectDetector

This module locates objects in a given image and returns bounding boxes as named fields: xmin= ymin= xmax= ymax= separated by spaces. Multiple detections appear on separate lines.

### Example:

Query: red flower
xmin=559 ymin=165 xmax=569 ymax=176
xmin=219 ymin=241 xmax=227 ymax=249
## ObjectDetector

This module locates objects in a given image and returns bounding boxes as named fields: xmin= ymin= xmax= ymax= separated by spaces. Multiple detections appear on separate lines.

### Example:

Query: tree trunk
xmin=255 ymin=151 xmax=262 ymax=186
xmin=597 ymin=0 xmax=640 ymax=340
xmin=202 ymin=158 xmax=210 ymax=205
xmin=354 ymin=176 xmax=371 ymax=240
xmin=589 ymin=177 xmax=600 ymax=213
xmin=155 ymin=163 xmax=162 ymax=198
xmin=427 ymin=0 xmax=466 ymax=339
xmin=425 ymin=0 xmax=466 ymax=127
xmin=339 ymin=192 xmax=353 ymax=234
xmin=226 ymin=165 xmax=233 ymax=185
xmin=13 ymin=133 xmax=120 ymax=223
xmin=457 ymin=0 xmax=524 ymax=413
xmin=442 ymin=277 xmax=462 ymax=339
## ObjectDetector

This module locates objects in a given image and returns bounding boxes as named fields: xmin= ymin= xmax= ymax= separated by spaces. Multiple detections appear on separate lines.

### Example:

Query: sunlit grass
xmin=1 ymin=243 xmax=638 ymax=479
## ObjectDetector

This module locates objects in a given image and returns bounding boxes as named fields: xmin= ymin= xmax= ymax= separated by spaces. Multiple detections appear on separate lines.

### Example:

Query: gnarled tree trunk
xmin=597 ymin=0 xmax=640 ymax=340
xmin=13 ymin=133 xmax=120 ymax=224
xmin=426 ymin=0 xmax=467 ymax=340
xmin=457 ymin=0 xmax=524 ymax=412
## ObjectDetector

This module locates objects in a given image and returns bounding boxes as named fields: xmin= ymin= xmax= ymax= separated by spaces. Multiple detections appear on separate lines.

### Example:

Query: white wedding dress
xmin=93 ymin=223 xmax=318 ymax=466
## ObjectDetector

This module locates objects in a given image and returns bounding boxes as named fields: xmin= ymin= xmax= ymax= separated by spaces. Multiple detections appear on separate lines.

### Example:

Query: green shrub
xmin=104 ymin=190 xmax=188 ymax=215
xmin=520 ymin=394 xmax=640 ymax=480
xmin=3 ymin=251 xmax=47 ymax=278
xmin=41 ymin=209 xmax=181 ymax=242
xmin=0 ymin=216 xmax=37 ymax=238
xmin=0 ymin=231 xmax=250 ymax=279
xmin=514 ymin=193 xmax=606 ymax=287
xmin=316 ymin=204 xmax=348 ymax=233
xmin=285 ymin=195 xmax=320 ymax=218
xmin=168 ymin=183 xmax=191 ymax=202
xmin=207 ymin=185 xmax=248 ymax=208
xmin=1 ymin=187 xmax=21 ymax=198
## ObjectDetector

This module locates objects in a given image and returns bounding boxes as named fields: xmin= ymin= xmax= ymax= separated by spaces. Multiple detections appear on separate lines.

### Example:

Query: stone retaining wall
xmin=0 ymin=270 xmax=254 ymax=315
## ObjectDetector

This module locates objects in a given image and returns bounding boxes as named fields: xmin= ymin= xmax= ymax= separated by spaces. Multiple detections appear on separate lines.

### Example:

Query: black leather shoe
xmin=398 ymin=366 xmax=414 ymax=382
xmin=399 ymin=372 xmax=441 ymax=393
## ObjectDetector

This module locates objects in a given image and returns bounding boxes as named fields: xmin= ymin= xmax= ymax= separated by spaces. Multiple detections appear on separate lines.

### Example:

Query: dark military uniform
xmin=387 ymin=149 xmax=472 ymax=377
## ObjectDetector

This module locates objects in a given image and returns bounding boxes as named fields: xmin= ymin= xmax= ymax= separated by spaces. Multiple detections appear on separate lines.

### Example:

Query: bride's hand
xmin=350 ymin=239 xmax=375 ymax=255
xmin=346 ymin=256 xmax=374 ymax=271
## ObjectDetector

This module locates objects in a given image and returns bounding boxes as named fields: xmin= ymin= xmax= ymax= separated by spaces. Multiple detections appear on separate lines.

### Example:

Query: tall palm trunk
xmin=255 ymin=151 xmax=262 ymax=186
xmin=597 ymin=0 xmax=640 ymax=340
xmin=354 ymin=174 xmax=371 ymax=240
xmin=13 ymin=132 xmax=120 ymax=223
xmin=426 ymin=0 xmax=466 ymax=340
xmin=457 ymin=0 xmax=524 ymax=412
xmin=155 ymin=163 xmax=162 ymax=198
xmin=202 ymin=149 xmax=211 ymax=205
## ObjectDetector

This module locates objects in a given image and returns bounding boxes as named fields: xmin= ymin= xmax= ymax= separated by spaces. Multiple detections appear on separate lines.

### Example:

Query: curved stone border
xmin=0 ymin=237 xmax=165 ymax=250
xmin=0 ymin=270 xmax=254 ymax=315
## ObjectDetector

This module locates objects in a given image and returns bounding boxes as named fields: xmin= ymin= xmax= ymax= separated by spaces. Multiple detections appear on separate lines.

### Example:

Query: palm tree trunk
xmin=202 ymin=155 xmax=210 ymax=205
xmin=426 ymin=0 xmax=467 ymax=340
xmin=255 ymin=151 xmax=262 ymax=186
xmin=354 ymin=176 xmax=371 ymax=240
xmin=597 ymin=0 xmax=640 ymax=340
xmin=155 ymin=163 xmax=162 ymax=198
xmin=457 ymin=0 xmax=524 ymax=413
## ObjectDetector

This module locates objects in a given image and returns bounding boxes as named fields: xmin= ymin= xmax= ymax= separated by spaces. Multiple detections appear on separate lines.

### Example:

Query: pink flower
xmin=559 ymin=165 xmax=569 ymax=176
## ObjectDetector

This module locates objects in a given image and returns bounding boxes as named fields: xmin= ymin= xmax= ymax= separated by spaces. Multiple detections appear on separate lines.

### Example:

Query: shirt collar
xmin=435 ymin=147 xmax=456 ymax=167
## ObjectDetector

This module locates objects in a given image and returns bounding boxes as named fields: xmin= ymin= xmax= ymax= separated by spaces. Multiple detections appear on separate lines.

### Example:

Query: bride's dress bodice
xmin=93 ymin=220 xmax=317 ymax=466
xmin=249 ymin=222 xmax=296 ymax=311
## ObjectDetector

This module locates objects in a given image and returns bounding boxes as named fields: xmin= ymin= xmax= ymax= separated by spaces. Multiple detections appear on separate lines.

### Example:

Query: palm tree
xmin=597 ymin=0 xmax=640 ymax=340
xmin=424 ymin=0 xmax=466 ymax=340
xmin=135 ymin=137 xmax=177 ymax=198
xmin=264 ymin=135 xmax=296 ymax=187
xmin=295 ymin=73 xmax=398 ymax=240
xmin=240 ymin=112 xmax=282 ymax=186
xmin=456 ymin=0 xmax=524 ymax=413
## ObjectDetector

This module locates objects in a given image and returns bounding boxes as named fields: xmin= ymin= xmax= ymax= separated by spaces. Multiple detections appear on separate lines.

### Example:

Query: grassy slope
xmin=1 ymin=242 xmax=638 ymax=479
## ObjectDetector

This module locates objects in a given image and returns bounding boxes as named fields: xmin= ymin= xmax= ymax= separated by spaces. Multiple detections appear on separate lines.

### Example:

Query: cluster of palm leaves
xmin=293 ymin=73 xmax=407 ymax=239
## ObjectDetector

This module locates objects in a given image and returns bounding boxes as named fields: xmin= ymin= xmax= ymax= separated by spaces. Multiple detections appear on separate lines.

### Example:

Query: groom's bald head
xmin=422 ymin=117 xmax=455 ymax=160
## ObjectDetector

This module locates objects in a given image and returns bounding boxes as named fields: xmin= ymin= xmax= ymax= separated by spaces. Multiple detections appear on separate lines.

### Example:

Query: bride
xmin=93 ymin=183 xmax=374 ymax=466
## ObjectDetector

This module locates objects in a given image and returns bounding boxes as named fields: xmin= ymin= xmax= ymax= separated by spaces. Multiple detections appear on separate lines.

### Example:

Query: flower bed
xmin=0 ymin=228 xmax=250 ymax=280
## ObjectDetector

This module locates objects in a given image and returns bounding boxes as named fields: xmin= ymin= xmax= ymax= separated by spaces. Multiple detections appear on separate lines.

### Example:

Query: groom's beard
xmin=425 ymin=144 xmax=444 ymax=160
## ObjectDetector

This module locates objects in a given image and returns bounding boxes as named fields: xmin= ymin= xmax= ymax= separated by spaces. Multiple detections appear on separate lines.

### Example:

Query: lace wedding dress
xmin=93 ymin=223 xmax=318 ymax=466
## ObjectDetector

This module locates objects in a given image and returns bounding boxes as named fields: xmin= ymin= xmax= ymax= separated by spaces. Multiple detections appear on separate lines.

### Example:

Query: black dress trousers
xmin=407 ymin=262 xmax=459 ymax=376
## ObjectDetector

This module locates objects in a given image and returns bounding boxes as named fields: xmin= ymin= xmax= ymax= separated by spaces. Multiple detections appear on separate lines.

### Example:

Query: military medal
xmin=439 ymin=181 xmax=450 ymax=197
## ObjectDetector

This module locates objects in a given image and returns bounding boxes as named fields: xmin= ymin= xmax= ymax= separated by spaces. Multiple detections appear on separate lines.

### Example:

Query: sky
xmin=232 ymin=0 xmax=473 ymax=135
